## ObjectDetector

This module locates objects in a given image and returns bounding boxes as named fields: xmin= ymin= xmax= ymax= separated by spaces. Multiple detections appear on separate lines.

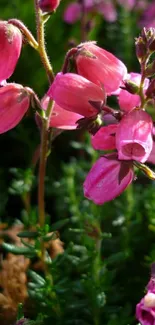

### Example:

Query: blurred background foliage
xmin=0 ymin=0 xmax=155 ymax=324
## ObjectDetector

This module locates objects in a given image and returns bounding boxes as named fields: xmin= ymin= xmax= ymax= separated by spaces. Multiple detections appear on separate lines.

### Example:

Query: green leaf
xmin=2 ymin=243 xmax=36 ymax=256
xmin=51 ymin=218 xmax=69 ymax=231
xmin=96 ymin=292 xmax=106 ymax=308
xmin=43 ymin=232 xmax=58 ymax=242
xmin=18 ymin=231 xmax=39 ymax=239
xmin=17 ymin=303 xmax=24 ymax=320
xmin=28 ymin=270 xmax=45 ymax=286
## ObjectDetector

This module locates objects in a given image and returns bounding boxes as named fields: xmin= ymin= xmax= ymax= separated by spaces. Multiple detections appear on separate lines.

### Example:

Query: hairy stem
xmin=34 ymin=0 xmax=54 ymax=83
xmin=8 ymin=19 xmax=38 ymax=50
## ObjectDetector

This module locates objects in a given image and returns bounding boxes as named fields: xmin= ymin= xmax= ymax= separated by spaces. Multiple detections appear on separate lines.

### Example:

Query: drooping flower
xmin=136 ymin=268 xmax=155 ymax=325
xmin=91 ymin=124 xmax=117 ymax=150
xmin=136 ymin=297 xmax=155 ymax=325
xmin=0 ymin=21 xmax=22 ymax=83
xmin=118 ymin=72 xmax=149 ymax=113
xmin=41 ymin=95 xmax=83 ymax=130
xmin=75 ymin=42 xmax=127 ymax=94
xmin=116 ymin=109 xmax=153 ymax=163
xmin=84 ymin=154 xmax=134 ymax=205
xmin=0 ymin=83 xmax=30 ymax=133
xmin=39 ymin=0 xmax=60 ymax=12
xmin=48 ymin=72 xmax=104 ymax=117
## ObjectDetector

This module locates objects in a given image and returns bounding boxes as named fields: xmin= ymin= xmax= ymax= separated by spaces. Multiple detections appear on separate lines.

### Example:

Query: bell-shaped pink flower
xmin=136 ymin=274 xmax=155 ymax=325
xmin=41 ymin=95 xmax=83 ymax=130
xmin=64 ymin=3 xmax=81 ymax=23
xmin=92 ymin=124 xmax=117 ymax=150
xmin=0 ymin=21 xmax=22 ymax=83
xmin=0 ymin=83 xmax=30 ymax=133
xmin=97 ymin=2 xmax=117 ymax=22
xmin=116 ymin=109 xmax=153 ymax=163
xmin=75 ymin=42 xmax=127 ymax=94
xmin=39 ymin=0 xmax=60 ymax=12
xmin=48 ymin=72 xmax=104 ymax=117
xmin=84 ymin=155 xmax=134 ymax=205
xmin=118 ymin=73 xmax=149 ymax=113
xmin=136 ymin=298 xmax=155 ymax=325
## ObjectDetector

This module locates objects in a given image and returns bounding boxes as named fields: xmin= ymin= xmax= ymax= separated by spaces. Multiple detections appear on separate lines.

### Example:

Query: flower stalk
xmin=34 ymin=0 xmax=54 ymax=83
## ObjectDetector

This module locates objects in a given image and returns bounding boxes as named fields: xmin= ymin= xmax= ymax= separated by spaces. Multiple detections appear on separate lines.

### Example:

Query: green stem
xmin=34 ymin=0 xmax=54 ymax=258
xmin=139 ymin=59 xmax=147 ymax=108
xmin=34 ymin=0 xmax=54 ymax=83
xmin=38 ymin=119 xmax=48 ymax=228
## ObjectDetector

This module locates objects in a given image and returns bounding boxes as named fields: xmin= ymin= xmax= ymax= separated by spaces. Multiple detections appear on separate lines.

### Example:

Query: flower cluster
xmin=63 ymin=0 xmax=146 ymax=24
xmin=1 ymin=16 xmax=155 ymax=207
xmin=45 ymin=30 xmax=155 ymax=205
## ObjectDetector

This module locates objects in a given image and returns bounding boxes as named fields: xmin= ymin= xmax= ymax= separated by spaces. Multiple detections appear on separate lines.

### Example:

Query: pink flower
xmin=63 ymin=3 xmax=81 ymax=23
xmin=91 ymin=124 xmax=117 ymax=150
xmin=84 ymin=154 xmax=134 ymax=205
xmin=147 ymin=142 xmax=155 ymax=165
xmin=136 ymin=275 xmax=155 ymax=325
xmin=39 ymin=0 xmax=60 ymax=12
xmin=63 ymin=0 xmax=117 ymax=24
xmin=139 ymin=2 xmax=155 ymax=28
xmin=116 ymin=109 xmax=153 ymax=163
xmin=75 ymin=42 xmax=127 ymax=94
xmin=136 ymin=298 xmax=155 ymax=325
xmin=0 ymin=21 xmax=22 ymax=83
xmin=117 ymin=0 xmax=136 ymax=10
xmin=48 ymin=72 xmax=104 ymax=117
xmin=96 ymin=1 xmax=117 ymax=22
xmin=41 ymin=95 xmax=83 ymax=130
xmin=118 ymin=73 xmax=149 ymax=113
xmin=0 ymin=83 xmax=30 ymax=133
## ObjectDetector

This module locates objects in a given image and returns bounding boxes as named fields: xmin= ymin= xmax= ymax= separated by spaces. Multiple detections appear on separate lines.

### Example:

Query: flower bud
xmin=84 ymin=155 xmax=134 ymax=205
xmin=135 ymin=37 xmax=147 ymax=63
xmin=146 ymin=79 xmax=155 ymax=98
xmin=41 ymin=95 xmax=83 ymax=129
xmin=75 ymin=42 xmax=127 ymax=94
xmin=145 ymin=60 xmax=155 ymax=78
xmin=0 ymin=21 xmax=22 ymax=82
xmin=48 ymin=72 xmax=105 ymax=117
xmin=39 ymin=0 xmax=60 ymax=12
xmin=116 ymin=109 xmax=153 ymax=163
xmin=0 ymin=83 xmax=30 ymax=133
xmin=118 ymin=73 xmax=149 ymax=112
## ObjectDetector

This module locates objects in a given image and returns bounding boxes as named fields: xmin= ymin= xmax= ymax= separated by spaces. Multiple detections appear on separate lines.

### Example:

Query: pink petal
xmin=41 ymin=95 xmax=83 ymax=130
xmin=48 ymin=72 xmax=105 ymax=118
xmin=92 ymin=124 xmax=117 ymax=150
xmin=84 ymin=155 xmax=134 ymax=205
xmin=116 ymin=109 xmax=153 ymax=163
xmin=0 ymin=83 xmax=30 ymax=133
xmin=75 ymin=42 xmax=127 ymax=94
xmin=118 ymin=72 xmax=149 ymax=113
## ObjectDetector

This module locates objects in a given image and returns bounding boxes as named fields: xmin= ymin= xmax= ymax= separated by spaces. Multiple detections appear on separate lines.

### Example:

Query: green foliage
xmin=0 ymin=1 xmax=152 ymax=325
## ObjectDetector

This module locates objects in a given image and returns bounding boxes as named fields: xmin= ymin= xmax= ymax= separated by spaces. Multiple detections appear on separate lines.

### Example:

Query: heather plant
xmin=1 ymin=0 xmax=155 ymax=325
